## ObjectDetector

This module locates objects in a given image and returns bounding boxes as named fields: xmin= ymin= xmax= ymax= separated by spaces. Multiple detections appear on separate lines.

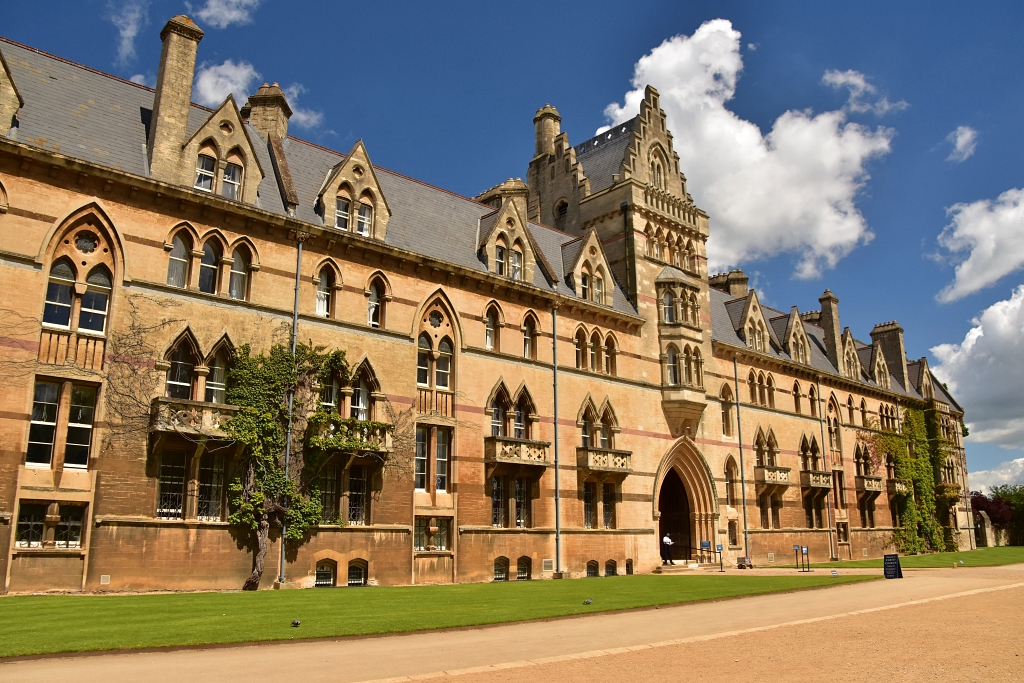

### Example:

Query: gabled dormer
xmin=479 ymin=196 xmax=536 ymax=284
xmin=783 ymin=306 xmax=811 ymax=364
xmin=181 ymin=95 xmax=265 ymax=204
xmin=870 ymin=342 xmax=890 ymax=390
xmin=564 ymin=229 xmax=614 ymax=306
xmin=740 ymin=289 xmax=772 ymax=353
xmin=841 ymin=328 xmax=860 ymax=380
xmin=316 ymin=140 xmax=392 ymax=240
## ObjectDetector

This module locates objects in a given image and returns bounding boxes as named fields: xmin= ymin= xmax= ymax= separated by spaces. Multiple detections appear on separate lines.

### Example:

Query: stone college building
xmin=0 ymin=16 xmax=973 ymax=592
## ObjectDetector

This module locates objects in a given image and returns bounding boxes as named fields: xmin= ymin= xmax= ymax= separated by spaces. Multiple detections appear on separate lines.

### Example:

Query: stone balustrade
xmin=576 ymin=447 xmax=632 ymax=474
xmin=800 ymin=469 xmax=833 ymax=490
xmin=888 ymin=478 xmax=912 ymax=497
xmin=484 ymin=436 xmax=551 ymax=467
xmin=150 ymin=397 xmax=237 ymax=437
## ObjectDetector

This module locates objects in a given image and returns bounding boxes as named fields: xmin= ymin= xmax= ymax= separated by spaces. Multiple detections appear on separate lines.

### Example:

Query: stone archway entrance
xmin=658 ymin=468 xmax=691 ymax=561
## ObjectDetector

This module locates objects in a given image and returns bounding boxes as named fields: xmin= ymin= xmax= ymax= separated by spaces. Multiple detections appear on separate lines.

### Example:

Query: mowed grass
xmin=813 ymin=545 xmax=1024 ymax=569
xmin=0 ymin=573 xmax=874 ymax=658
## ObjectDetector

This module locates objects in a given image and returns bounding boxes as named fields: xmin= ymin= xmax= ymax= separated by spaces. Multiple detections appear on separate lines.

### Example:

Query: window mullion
xmin=51 ymin=380 xmax=73 ymax=471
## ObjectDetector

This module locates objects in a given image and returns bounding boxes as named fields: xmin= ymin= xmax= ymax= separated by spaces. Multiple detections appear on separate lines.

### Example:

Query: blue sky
xmin=5 ymin=1 xmax=1024 ymax=487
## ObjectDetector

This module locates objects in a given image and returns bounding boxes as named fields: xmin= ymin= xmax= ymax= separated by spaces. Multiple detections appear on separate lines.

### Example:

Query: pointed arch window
xmin=720 ymin=384 xmax=734 ymax=437
xmin=580 ymin=406 xmax=597 ymax=448
xmin=79 ymin=266 xmax=112 ymax=333
xmin=808 ymin=386 xmax=818 ymax=418
xmin=351 ymin=373 xmax=370 ymax=420
xmin=416 ymin=334 xmax=431 ymax=386
xmin=604 ymin=337 xmax=616 ymax=376
xmin=860 ymin=399 xmax=868 ymax=426
xmin=847 ymin=396 xmax=856 ymax=425
xmin=367 ymin=281 xmax=383 ymax=328
xmin=510 ymin=248 xmax=523 ymax=281
xmin=166 ymin=343 xmax=198 ymax=400
xmin=222 ymin=162 xmax=242 ymax=200
xmin=748 ymin=371 xmax=758 ymax=404
xmin=793 ymin=382 xmax=802 ymax=414
xmin=663 ymin=291 xmax=676 ymax=323
xmin=335 ymin=196 xmax=351 ymax=231
xmin=356 ymin=203 xmax=372 ymax=236
xmin=580 ymin=272 xmax=590 ymax=300
xmin=593 ymin=275 xmax=604 ymax=304
xmin=575 ymin=330 xmax=586 ymax=369
xmin=43 ymin=259 xmax=75 ymax=328
xmin=599 ymin=409 xmax=614 ymax=449
xmin=765 ymin=374 xmax=775 ymax=408
xmin=435 ymin=337 xmax=453 ymax=389
xmin=198 ymin=242 xmax=220 ymax=294
xmin=316 ymin=267 xmax=334 ymax=317
xmin=666 ymin=347 xmax=679 ymax=386
xmin=683 ymin=347 xmax=694 ymax=385
xmin=485 ymin=309 xmax=499 ymax=352
xmin=167 ymin=233 xmax=191 ymax=288
xmin=514 ymin=395 xmax=528 ymax=439
xmin=494 ymin=244 xmax=506 ymax=276
xmin=523 ymin=318 xmax=536 ymax=359
xmin=194 ymin=154 xmax=216 ymax=192
xmin=205 ymin=349 xmax=229 ymax=403
xmin=590 ymin=332 xmax=601 ymax=372
xmin=228 ymin=249 xmax=249 ymax=301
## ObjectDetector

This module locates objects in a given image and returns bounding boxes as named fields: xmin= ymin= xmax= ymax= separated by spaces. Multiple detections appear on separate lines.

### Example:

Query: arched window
xmin=599 ymin=408 xmax=614 ymax=449
xmin=766 ymin=433 xmax=779 ymax=467
xmin=860 ymin=399 xmax=868 ymax=426
xmin=604 ymin=337 xmax=617 ymax=376
xmin=222 ymin=161 xmax=242 ymax=200
xmin=347 ymin=559 xmax=368 ymax=587
xmin=605 ymin=560 xmax=617 ymax=577
xmin=436 ymin=337 xmax=453 ymax=389
xmin=351 ymin=372 xmax=370 ymax=420
xmin=516 ymin=556 xmax=532 ymax=581
xmin=416 ymin=334 xmax=431 ymax=386
xmin=848 ymin=396 xmax=856 ymax=425
xmin=683 ymin=347 xmax=693 ymax=384
xmin=493 ymin=557 xmax=509 ymax=581
xmin=167 ymin=233 xmax=191 ymax=288
xmin=205 ymin=348 xmax=229 ymax=403
xmin=766 ymin=375 xmax=775 ymax=408
xmin=593 ymin=274 xmax=604 ymax=304
xmin=626 ymin=558 xmax=634 ymax=575
xmin=575 ymin=330 xmax=587 ymax=369
xmin=673 ymin=248 xmax=681 ymax=267
xmin=586 ymin=560 xmax=600 ymax=577
xmin=43 ymin=259 xmax=76 ymax=328
xmin=228 ymin=248 xmax=249 ymax=301
xmin=663 ymin=291 xmax=676 ymax=323
xmin=316 ymin=267 xmax=334 ymax=317
xmin=757 ymin=373 xmax=767 ymax=406
xmin=689 ymin=293 xmax=700 ymax=326
xmin=514 ymin=394 xmax=531 ymax=439
xmin=808 ymin=386 xmax=818 ymax=418
xmin=166 ymin=342 xmax=198 ymax=400
xmin=367 ymin=281 xmax=383 ymax=328
xmin=793 ymin=382 xmax=802 ymax=414
xmin=194 ymin=154 xmax=216 ymax=192
xmin=666 ymin=347 xmax=679 ymax=386
xmin=720 ymin=384 xmax=734 ymax=437
xmin=494 ymin=242 xmax=507 ymax=276
xmin=491 ymin=396 xmax=506 ymax=437
xmin=590 ymin=332 xmax=601 ymax=372
xmin=580 ymin=406 xmax=596 ymax=448
xmin=79 ymin=266 xmax=112 ymax=333
xmin=748 ymin=371 xmax=758 ymax=404
xmin=828 ymin=402 xmax=840 ymax=451
xmin=510 ymin=246 xmax=523 ymax=281
xmin=580 ymin=272 xmax=590 ymax=300
xmin=755 ymin=432 xmax=767 ymax=467
xmin=314 ymin=560 xmax=337 ymax=588
xmin=523 ymin=318 xmax=536 ymax=359
xmin=335 ymin=194 xmax=351 ymax=230
xmin=198 ymin=241 xmax=220 ymax=294
xmin=356 ymin=202 xmax=372 ymax=236
xmin=725 ymin=458 xmax=738 ymax=506
xmin=485 ymin=308 xmax=499 ymax=352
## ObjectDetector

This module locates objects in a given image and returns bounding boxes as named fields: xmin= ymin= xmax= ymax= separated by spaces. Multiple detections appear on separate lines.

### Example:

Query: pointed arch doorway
xmin=658 ymin=469 xmax=691 ymax=561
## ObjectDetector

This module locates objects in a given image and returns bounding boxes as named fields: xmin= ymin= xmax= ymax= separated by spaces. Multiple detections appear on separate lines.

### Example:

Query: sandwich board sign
xmin=883 ymin=554 xmax=903 ymax=579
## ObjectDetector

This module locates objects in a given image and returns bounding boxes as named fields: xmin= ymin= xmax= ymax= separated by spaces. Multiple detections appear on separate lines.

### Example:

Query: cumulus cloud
xmin=946 ymin=125 xmax=978 ymax=163
xmin=822 ymin=69 xmax=908 ymax=115
xmin=108 ymin=0 xmax=149 ymax=66
xmin=936 ymin=187 xmax=1024 ymax=302
xmin=129 ymin=73 xmax=154 ymax=87
xmin=194 ymin=59 xmax=260 ymax=107
xmin=191 ymin=0 xmax=261 ymax=29
xmin=600 ymin=19 xmax=896 ymax=278
xmin=932 ymin=285 xmax=1024 ymax=447
xmin=968 ymin=458 xmax=1024 ymax=494
xmin=283 ymin=84 xmax=324 ymax=129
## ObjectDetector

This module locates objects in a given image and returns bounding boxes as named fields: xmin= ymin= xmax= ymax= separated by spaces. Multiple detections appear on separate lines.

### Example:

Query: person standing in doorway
xmin=661 ymin=532 xmax=675 ymax=565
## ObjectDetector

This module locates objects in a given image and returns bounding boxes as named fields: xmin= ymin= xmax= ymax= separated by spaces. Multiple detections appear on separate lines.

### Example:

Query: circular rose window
xmin=75 ymin=232 xmax=99 ymax=254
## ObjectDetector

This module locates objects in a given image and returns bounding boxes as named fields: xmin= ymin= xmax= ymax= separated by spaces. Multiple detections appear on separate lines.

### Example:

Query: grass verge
xmin=802 ymin=545 xmax=1024 ymax=569
xmin=0 ymin=573 xmax=875 ymax=658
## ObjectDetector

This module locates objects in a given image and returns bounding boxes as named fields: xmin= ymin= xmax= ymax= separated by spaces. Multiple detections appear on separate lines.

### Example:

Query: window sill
xmin=414 ymin=550 xmax=453 ymax=557
xmin=12 ymin=547 xmax=86 ymax=556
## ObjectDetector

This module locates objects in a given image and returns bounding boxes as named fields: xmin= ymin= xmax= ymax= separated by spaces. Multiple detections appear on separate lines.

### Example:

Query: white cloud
xmin=108 ymin=0 xmax=149 ymax=66
xmin=968 ymin=458 xmax=1024 ymax=494
xmin=932 ymin=285 xmax=1024 ymax=447
xmin=746 ymin=43 xmax=757 ymax=51
xmin=283 ymin=84 xmax=324 ymax=129
xmin=192 ymin=0 xmax=262 ymax=29
xmin=600 ymin=20 xmax=896 ymax=278
xmin=129 ymin=73 xmax=154 ymax=87
xmin=946 ymin=125 xmax=978 ymax=163
xmin=194 ymin=59 xmax=260 ymax=107
xmin=822 ymin=69 xmax=908 ymax=115
xmin=936 ymin=187 xmax=1024 ymax=302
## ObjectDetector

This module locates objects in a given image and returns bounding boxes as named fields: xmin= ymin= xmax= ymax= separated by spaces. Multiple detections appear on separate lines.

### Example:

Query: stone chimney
xmin=818 ymin=289 xmax=842 ymax=370
xmin=533 ymin=104 xmax=561 ymax=157
xmin=246 ymin=82 xmax=292 ymax=142
xmin=476 ymin=178 xmax=529 ymax=218
xmin=870 ymin=322 xmax=909 ymax=391
xmin=709 ymin=270 xmax=749 ymax=298
xmin=147 ymin=15 xmax=204 ymax=181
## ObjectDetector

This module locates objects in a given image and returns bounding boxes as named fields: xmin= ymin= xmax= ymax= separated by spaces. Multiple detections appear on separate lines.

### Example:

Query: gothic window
xmin=348 ymin=559 xmax=368 ymax=586
xmin=436 ymin=337 xmax=453 ymax=389
xmin=517 ymin=555 xmax=532 ymax=580
xmin=495 ymin=243 xmax=506 ymax=276
xmin=316 ymin=267 xmax=335 ymax=317
xmin=356 ymin=203 xmax=372 ymax=236
xmin=765 ymin=374 xmax=775 ymax=408
xmin=221 ymin=162 xmax=242 ymax=200
xmin=667 ymin=346 xmax=679 ymax=386
xmin=166 ymin=342 xmax=198 ymax=400
xmin=575 ymin=329 xmax=587 ymax=369
xmin=435 ymin=428 xmax=450 ymax=492
xmin=79 ymin=266 xmax=112 ymax=333
xmin=335 ymin=195 xmax=351 ymax=230
xmin=808 ymin=386 xmax=818 ymax=418
xmin=663 ymin=291 xmax=676 ymax=323
xmin=414 ymin=426 xmax=428 ymax=490
xmin=581 ymin=272 xmax=590 ymax=300
xmin=491 ymin=396 xmax=507 ymax=437
xmin=228 ymin=248 xmax=250 ymax=301
xmin=757 ymin=373 xmax=767 ymax=406
xmin=194 ymin=154 xmax=216 ymax=192
xmin=27 ymin=382 xmax=60 ymax=466
xmin=580 ymin=405 xmax=597 ymax=448
xmin=367 ymin=279 xmax=384 ymax=328
xmin=205 ymin=349 xmax=229 ymax=403
xmin=510 ymin=244 xmax=524 ymax=281
xmin=793 ymin=381 xmax=802 ymax=414
xmin=848 ymin=395 xmax=856 ymax=425
xmin=513 ymin=395 xmax=528 ymax=439
xmin=683 ymin=347 xmax=694 ymax=384
xmin=523 ymin=317 xmax=536 ymax=359
xmin=720 ymin=384 xmax=734 ymax=437
xmin=748 ymin=371 xmax=758 ymax=404
xmin=351 ymin=373 xmax=370 ymax=420
xmin=43 ymin=259 xmax=75 ymax=328
xmin=167 ymin=232 xmax=191 ymax=288
xmin=593 ymin=274 xmax=604 ymax=304
xmin=590 ymin=332 xmax=601 ymax=372
xmin=493 ymin=555 xmax=509 ymax=580
xmin=725 ymin=458 xmax=738 ymax=506
xmin=604 ymin=337 xmax=617 ymax=376
xmin=485 ymin=308 xmax=499 ymax=352
xmin=599 ymin=408 xmax=615 ymax=449
xmin=197 ymin=453 xmax=226 ymax=521
xmin=198 ymin=241 xmax=220 ymax=294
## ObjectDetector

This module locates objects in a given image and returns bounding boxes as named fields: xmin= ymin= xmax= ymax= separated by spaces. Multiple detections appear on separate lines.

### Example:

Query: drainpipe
xmin=816 ymin=377 xmax=837 ymax=561
xmin=279 ymin=234 xmax=304 ymax=584
xmin=551 ymin=305 xmax=562 ymax=574
xmin=733 ymin=357 xmax=750 ymax=559
xmin=621 ymin=202 xmax=637 ymax=308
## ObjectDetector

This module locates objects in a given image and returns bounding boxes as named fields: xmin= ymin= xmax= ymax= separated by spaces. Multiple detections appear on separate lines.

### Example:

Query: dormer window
xmin=194 ymin=154 xmax=216 ymax=192
xmin=495 ymin=245 xmax=506 ymax=275
xmin=335 ymin=197 xmax=350 ymax=230
xmin=593 ymin=276 xmax=603 ymax=305
xmin=510 ymin=249 xmax=523 ymax=281
xmin=581 ymin=273 xmax=590 ymax=300
xmin=357 ymin=204 xmax=372 ymax=236
xmin=222 ymin=162 xmax=242 ymax=200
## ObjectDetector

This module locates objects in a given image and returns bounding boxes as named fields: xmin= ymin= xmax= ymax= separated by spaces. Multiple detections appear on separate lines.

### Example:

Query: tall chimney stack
xmin=147 ymin=15 xmax=204 ymax=181
xmin=870 ymin=322 xmax=910 ymax=391
xmin=818 ymin=289 xmax=842 ymax=371
xmin=533 ymin=104 xmax=561 ymax=157
xmin=246 ymin=82 xmax=292 ymax=142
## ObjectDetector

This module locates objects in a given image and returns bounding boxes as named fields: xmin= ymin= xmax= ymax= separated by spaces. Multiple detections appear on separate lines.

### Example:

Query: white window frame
xmin=356 ymin=204 xmax=372 ymax=236
xmin=222 ymin=162 xmax=242 ymax=200
xmin=335 ymin=197 xmax=351 ymax=231
xmin=63 ymin=384 xmax=96 ymax=469
xmin=27 ymin=381 xmax=60 ymax=467
xmin=194 ymin=154 xmax=216 ymax=192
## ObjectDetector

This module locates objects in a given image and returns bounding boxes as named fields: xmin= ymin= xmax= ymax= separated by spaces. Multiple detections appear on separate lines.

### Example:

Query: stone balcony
xmin=483 ymin=436 xmax=551 ymax=470
xmin=576 ymin=447 xmax=632 ymax=477
xmin=312 ymin=417 xmax=393 ymax=454
xmin=800 ymin=470 xmax=832 ymax=499
xmin=935 ymin=482 xmax=962 ymax=502
xmin=888 ymin=478 xmax=912 ymax=497
xmin=856 ymin=475 xmax=884 ymax=500
xmin=150 ymin=397 xmax=237 ymax=438
xmin=755 ymin=465 xmax=792 ymax=494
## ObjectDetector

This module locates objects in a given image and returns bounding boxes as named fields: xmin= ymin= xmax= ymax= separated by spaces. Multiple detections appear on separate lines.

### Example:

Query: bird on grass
xmin=292 ymin=620 xmax=301 ymax=627
xmin=583 ymin=598 xmax=593 ymax=605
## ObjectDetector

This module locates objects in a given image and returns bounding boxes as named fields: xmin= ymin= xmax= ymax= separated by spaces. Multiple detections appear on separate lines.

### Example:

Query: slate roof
xmin=574 ymin=118 xmax=636 ymax=194
xmin=0 ymin=37 xmax=637 ymax=316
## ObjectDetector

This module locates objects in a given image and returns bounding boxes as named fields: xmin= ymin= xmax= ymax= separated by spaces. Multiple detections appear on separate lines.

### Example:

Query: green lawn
xmin=809 ymin=545 xmax=1024 ymax=569
xmin=0 ymin=573 xmax=874 ymax=658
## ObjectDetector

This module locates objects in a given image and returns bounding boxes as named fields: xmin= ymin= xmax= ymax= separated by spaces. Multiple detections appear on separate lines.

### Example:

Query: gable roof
xmin=573 ymin=118 xmax=637 ymax=194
